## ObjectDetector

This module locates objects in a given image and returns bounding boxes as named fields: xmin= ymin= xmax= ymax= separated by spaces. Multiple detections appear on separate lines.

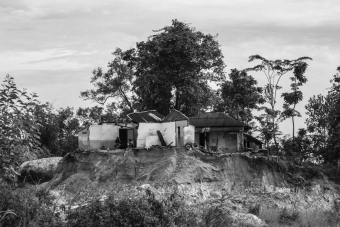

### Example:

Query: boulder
xmin=231 ymin=212 xmax=267 ymax=227
xmin=20 ymin=157 xmax=62 ymax=184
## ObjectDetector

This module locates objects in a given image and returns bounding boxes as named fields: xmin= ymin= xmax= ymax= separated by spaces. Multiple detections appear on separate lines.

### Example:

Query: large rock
xmin=231 ymin=212 xmax=267 ymax=227
xmin=20 ymin=157 xmax=62 ymax=184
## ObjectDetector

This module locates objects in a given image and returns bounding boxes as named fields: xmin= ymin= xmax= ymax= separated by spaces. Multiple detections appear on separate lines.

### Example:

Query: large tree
xmin=322 ymin=67 xmax=340 ymax=163
xmin=0 ymin=75 xmax=43 ymax=183
xmin=76 ymin=106 xmax=105 ymax=126
xmin=123 ymin=19 xmax=226 ymax=116
xmin=0 ymin=75 xmax=41 ymax=155
xmin=305 ymin=94 xmax=330 ymax=156
xmin=246 ymin=55 xmax=312 ymax=150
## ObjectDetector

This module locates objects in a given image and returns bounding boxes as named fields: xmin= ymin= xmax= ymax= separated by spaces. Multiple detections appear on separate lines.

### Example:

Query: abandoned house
xmin=76 ymin=110 xmax=262 ymax=152
xmin=76 ymin=115 xmax=137 ymax=150
xmin=189 ymin=112 xmax=253 ymax=153
xmin=76 ymin=110 xmax=166 ymax=150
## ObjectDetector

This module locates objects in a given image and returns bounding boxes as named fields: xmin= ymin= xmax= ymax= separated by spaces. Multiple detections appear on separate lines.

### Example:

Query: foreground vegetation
xmin=2 ymin=19 xmax=340 ymax=226
xmin=2 ymin=181 xmax=340 ymax=227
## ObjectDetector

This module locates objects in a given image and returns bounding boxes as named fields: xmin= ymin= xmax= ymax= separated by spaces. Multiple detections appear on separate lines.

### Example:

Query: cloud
xmin=1 ymin=0 xmax=340 ymax=135
xmin=0 ymin=68 xmax=97 ymax=109
xmin=0 ymin=48 xmax=96 ymax=72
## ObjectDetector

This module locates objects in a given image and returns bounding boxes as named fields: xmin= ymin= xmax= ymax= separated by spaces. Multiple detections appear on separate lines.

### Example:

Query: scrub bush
xmin=0 ymin=184 xmax=63 ymax=227
xmin=66 ymin=189 xmax=200 ymax=227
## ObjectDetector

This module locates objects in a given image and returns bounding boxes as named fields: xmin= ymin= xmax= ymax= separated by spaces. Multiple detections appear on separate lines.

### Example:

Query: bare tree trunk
xmin=175 ymin=87 xmax=179 ymax=110
xmin=272 ymin=105 xmax=277 ymax=154
xmin=292 ymin=115 xmax=295 ymax=140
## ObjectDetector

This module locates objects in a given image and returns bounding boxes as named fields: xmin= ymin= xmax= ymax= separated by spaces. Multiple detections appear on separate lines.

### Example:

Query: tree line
xmin=1 ymin=19 xmax=340 ymax=179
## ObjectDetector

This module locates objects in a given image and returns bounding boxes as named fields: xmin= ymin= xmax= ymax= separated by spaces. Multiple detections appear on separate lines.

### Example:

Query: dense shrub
xmin=66 ymin=189 xmax=200 ymax=227
xmin=248 ymin=203 xmax=260 ymax=216
xmin=201 ymin=205 xmax=233 ymax=227
xmin=278 ymin=208 xmax=300 ymax=225
xmin=0 ymin=184 xmax=63 ymax=227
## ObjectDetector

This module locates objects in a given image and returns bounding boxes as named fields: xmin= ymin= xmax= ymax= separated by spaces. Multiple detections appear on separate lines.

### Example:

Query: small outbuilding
xmin=76 ymin=116 xmax=137 ymax=150
xmin=162 ymin=109 xmax=189 ymax=147
xmin=243 ymin=133 xmax=263 ymax=152
xmin=132 ymin=109 xmax=194 ymax=148
xmin=189 ymin=112 xmax=251 ymax=153
xmin=76 ymin=110 xmax=262 ymax=152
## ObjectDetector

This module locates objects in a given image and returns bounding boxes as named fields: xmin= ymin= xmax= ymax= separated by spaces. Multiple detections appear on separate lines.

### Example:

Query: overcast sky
xmin=1 ymin=0 xmax=340 ymax=135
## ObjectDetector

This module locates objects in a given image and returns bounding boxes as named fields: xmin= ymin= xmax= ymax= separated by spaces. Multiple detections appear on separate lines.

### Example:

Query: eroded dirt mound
xmin=45 ymin=148 xmax=289 ymax=193
xmin=44 ymin=148 xmax=304 ymax=199
xmin=137 ymin=150 xmax=220 ymax=184
xmin=40 ymin=148 xmax=340 ymax=226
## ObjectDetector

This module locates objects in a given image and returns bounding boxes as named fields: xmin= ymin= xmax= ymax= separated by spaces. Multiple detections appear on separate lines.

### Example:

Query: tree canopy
xmin=246 ymin=55 xmax=312 ymax=149
xmin=80 ymin=48 xmax=134 ymax=117
xmin=218 ymin=69 xmax=264 ymax=123
xmin=123 ymin=19 xmax=226 ymax=116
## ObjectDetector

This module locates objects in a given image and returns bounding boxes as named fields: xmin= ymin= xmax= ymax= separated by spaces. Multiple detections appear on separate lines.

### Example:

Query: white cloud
xmin=1 ymin=0 xmax=340 ymax=135
xmin=0 ymin=48 xmax=94 ymax=71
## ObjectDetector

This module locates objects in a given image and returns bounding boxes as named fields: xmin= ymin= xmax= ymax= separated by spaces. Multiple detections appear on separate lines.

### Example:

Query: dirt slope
xmin=45 ymin=148 xmax=328 ymax=193
xmin=43 ymin=147 xmax=339 ymax=218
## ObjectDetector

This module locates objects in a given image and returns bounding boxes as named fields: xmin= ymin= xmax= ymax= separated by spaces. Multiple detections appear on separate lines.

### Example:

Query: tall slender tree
xmin=281 ymin=62 xmax=309 ymax=141
xmin=246 ymin=55 xmax=312 ymax=150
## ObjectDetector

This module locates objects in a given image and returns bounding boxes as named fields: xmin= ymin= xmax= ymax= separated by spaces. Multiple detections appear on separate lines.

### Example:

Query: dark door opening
xmin=119 ymin=129 xmax=128 ymax=149
xmin=199 ymin=133 xmax=205 ymax=147
xmin=178 ymin=127 xmax=181 ymax=147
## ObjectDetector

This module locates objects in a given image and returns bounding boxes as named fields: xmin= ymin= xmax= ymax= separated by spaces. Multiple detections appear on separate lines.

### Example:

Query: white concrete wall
xmin=136 ymin=123 xmax=162 ymax=148
xmin=209 ymin=132 xmax=218 ymax=150
xmin=145 ymin=135 xmax=161 ymax=147
xmin=194 ymin=132 xmax=200 ymax=145
xmin=136 ymin=122 xmax=176 ymax=148
xmin=78 ymin=128 xmax=88 ymax=150
xmin=183 ymin=125 xmax=195 ymax=144
xmin=175 ymin=120 xmax=188 ymax=146
xmin=88 ymin=123 xmax=135 ymax=149
xmin=217 ymin=132 xmax=225 ymax=149
xmin=161 ymin=122 xmax=176 ymax=146
xmin=89 ymin=124 xmax=119 ymax=140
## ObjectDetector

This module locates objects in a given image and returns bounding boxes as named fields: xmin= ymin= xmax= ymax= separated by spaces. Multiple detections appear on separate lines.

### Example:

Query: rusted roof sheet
xmin=127 ymin=110 xmax=164 ymax=123
xmin=189 ymin=112 xmax=251 ymax=129
xmin=162 ymin=109 xmax=188 ymax=122
xmin=75 ymin=126 xmax=89 ymax=134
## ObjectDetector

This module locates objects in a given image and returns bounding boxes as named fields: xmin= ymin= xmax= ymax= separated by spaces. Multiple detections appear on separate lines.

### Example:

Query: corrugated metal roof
xmin=127 ymin=110 xmax=164 ymax=123
xmin=162 ymin=109 xmax=188 ymax=122
xmin=189 ymin=112 xmax=251 ymax=129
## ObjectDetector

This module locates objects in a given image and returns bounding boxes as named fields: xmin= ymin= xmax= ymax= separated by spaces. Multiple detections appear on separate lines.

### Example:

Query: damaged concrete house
xmin=76 ymin=115 xmax=137 ymax=150
xmin=76 ymin=110 xmax=262 ymax=153
xmin=189 ymin=112 xmax=262 ymax=152
xmin=76 ymin=110 xmax=189 ymax=150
